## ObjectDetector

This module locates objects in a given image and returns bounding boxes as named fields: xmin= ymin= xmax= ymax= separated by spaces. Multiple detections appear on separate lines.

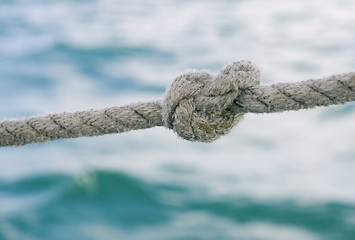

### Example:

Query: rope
xmin=1 ymin=60 xmax=354 ymax=147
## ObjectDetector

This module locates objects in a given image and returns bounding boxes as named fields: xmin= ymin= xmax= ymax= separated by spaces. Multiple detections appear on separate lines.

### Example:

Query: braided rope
xmin=1 ymin=61 xmax=354 ymax=147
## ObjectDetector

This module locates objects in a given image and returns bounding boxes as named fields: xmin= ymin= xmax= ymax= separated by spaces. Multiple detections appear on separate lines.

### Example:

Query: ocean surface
xmin=0 ymin=0 xmax=355 ymax=239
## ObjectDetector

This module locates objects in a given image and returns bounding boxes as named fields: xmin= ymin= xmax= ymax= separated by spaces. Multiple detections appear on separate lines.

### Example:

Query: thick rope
xmin=1 ymin=61 xmax=354 ymax=147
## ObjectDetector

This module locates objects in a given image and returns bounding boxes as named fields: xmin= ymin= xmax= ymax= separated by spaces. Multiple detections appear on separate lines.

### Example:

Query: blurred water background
xmin=0 ymin=0 xmax=355 ymax=239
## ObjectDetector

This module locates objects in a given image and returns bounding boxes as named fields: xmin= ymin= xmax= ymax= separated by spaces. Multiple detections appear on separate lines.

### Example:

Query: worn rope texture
xmin=1 ymin=60 xmax=354 ymax=147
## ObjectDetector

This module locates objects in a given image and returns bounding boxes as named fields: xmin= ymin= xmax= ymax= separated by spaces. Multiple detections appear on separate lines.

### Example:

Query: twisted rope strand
xmin=0 ymin=101 xmax=163 ymax=147
xmin=233 ymin=72 xmax=355 ymax=113
xmin=0 ymin=61 xmax=354 ymax=147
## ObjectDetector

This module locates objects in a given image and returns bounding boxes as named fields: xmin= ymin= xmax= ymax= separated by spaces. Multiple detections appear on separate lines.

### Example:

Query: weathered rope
xmin=1 ymin=60 xmax=354 ymax=147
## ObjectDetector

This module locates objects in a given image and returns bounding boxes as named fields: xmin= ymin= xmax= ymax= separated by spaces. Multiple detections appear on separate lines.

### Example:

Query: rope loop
xmin=162 ymin=60 xmax=261 ymax=142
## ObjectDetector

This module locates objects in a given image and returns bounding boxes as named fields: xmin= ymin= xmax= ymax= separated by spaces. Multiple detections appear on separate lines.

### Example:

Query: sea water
xmin=0 ymin=0 xmax=355 ymax=239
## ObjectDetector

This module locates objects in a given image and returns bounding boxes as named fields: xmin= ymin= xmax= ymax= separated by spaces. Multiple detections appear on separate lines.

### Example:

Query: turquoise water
xmin=1 ymin=0 xmax=355 ymax=239
xmin=1 ymin=170 xmax=355 ymax=239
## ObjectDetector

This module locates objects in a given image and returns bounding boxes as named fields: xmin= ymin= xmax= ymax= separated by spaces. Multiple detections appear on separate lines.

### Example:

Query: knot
xmin=162 ymin=60 xmax=261 ymax=142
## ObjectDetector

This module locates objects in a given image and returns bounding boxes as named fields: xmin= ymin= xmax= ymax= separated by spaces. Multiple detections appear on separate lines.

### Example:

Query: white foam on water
xmin=80 ymin=212 xmax=320 ymax=240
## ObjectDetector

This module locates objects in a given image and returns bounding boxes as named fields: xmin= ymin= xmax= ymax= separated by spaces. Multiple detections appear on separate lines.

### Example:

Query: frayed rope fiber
xmin=1 ymin=60 xmax=354 ymax=147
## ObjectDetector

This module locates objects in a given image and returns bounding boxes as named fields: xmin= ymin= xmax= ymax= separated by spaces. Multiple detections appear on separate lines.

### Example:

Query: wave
xmin=0 ymin=170 xmax=354 ymax=239
xmin=0 ymin=42 xmax=170 ymax=95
